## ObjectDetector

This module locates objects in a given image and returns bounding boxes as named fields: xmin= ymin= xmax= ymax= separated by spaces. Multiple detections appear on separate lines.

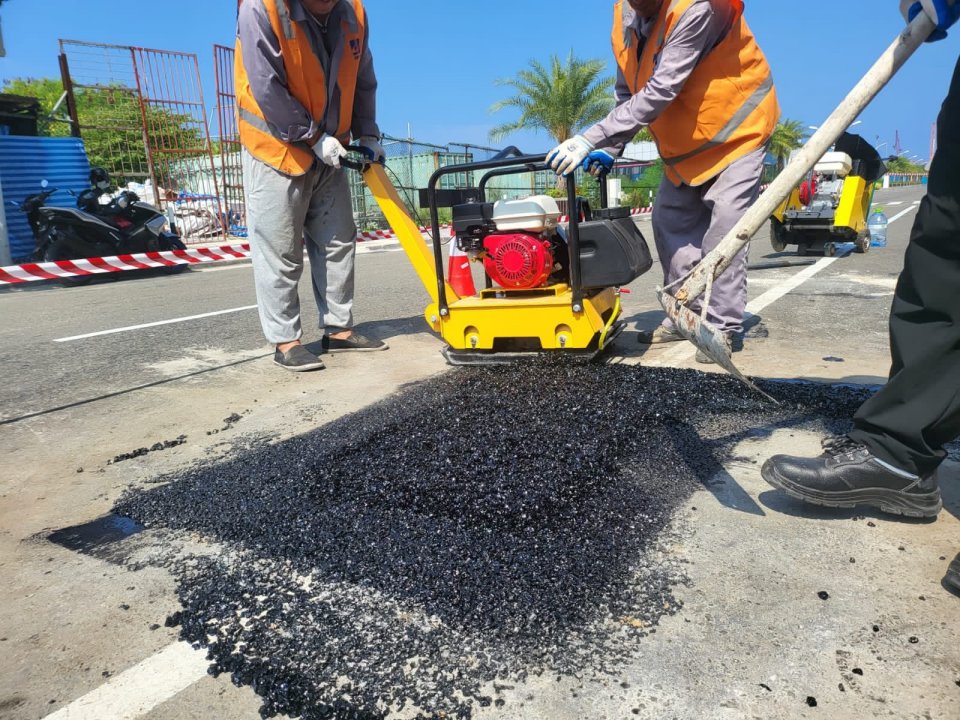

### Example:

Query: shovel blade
xmin=657 ymin=288 xmax=777 ymax=403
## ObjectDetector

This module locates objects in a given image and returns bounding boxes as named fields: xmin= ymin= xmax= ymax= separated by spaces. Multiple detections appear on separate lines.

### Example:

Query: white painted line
xmin=888 ymin=205 xmax=919 ymax=224
xmin=53 ymin=305 xmax=258 ymax=343
xmin=42 ymin=642 xmax=208 ymax=720
xmin=886 ymin=201 xmax=903 ymax=206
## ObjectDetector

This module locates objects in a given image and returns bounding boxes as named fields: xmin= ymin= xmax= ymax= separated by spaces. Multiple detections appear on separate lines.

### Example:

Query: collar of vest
xmin=287 ymin=0 xmax=359 ymax=33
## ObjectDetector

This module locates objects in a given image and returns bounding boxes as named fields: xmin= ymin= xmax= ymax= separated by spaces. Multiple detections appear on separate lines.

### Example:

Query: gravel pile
xmin=116 ymin=364 xmax=870 ymax=719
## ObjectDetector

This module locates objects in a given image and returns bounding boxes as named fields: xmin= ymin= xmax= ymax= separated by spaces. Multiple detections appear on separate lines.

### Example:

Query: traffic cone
xmin=447 ymin=234 xmax=477 ymax=297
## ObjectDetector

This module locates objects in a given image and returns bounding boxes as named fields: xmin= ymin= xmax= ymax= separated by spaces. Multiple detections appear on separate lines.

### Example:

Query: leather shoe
xmin=762 ymin=436 xmax=942 ymax=518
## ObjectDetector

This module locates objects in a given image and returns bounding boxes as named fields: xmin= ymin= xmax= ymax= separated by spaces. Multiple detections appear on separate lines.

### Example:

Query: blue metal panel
xmin=0 ymin=136 xmax=91 ymax=262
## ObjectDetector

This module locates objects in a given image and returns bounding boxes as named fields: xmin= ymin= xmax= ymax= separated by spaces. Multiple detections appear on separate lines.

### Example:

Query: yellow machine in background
xmin=347 ymin=149 xmax=653 ymax=364
xmin=770 ymin=132 xmax=886 ymax=257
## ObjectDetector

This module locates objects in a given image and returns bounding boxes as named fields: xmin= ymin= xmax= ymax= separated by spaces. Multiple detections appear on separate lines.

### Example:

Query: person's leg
xmin=847 ymin=61 xmax=960 ymax=477
xmin=303 ymin=166 xmax=386 ymax=352
xmin=650 ymin=173 xmax=711 ymax=326
xmin=242 ymin=149 xmax=313 ymax=346
xmin=698 ymin=146 xmax=765 ymax=335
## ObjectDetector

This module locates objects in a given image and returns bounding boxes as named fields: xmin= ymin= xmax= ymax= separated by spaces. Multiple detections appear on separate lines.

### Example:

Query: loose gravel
xmin=115 ymin=363 xmax=870 ymax=719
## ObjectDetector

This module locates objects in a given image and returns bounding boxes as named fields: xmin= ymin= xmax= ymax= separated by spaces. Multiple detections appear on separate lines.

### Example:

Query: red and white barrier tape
xmin=0 ymin=244 xmax=253 ymax=285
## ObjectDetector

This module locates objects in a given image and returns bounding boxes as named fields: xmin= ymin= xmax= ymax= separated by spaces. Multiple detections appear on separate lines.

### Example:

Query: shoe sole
xmin=323 ymin=344 xmax=389 ymax=354
xmin=273 ymin=359 xmax=325 ymax=372
xmin=761 ymin=460 xmax=942 ymax=519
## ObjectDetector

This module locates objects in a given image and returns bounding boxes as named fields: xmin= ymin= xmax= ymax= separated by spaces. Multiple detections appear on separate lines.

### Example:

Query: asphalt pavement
xmin=1 ymin=184 xmax=957 ymax=720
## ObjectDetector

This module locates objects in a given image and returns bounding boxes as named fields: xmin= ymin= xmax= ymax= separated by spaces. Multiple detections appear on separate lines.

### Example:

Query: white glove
xmin=312 ymin=133 xmax=347 ymax=168
xmin=358 ymin=136 xmax=385 ymax=163
xmin=547 ymin=135 xmax=594 ymax=176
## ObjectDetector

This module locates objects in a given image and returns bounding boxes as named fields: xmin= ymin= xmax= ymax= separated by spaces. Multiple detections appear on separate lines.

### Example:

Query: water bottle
xmin=867 ymin=207 xmax=888 ymax=248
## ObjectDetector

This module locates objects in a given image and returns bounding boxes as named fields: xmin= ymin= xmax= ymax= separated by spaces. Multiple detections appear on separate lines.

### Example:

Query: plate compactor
xmin=346 ymin=148 xmax=653 ymax=365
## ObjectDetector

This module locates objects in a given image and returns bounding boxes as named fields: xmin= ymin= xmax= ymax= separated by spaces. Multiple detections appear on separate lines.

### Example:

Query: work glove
xmin=900 ymin=0 xmax=960 ymax=41
xmin=312 ymin=133 xmax=347 ymax=168
xmin=358 ymin=136 xmax=386 ymax=163
xmin=547 ymin=135 xmax=594 ymax=176
xmin=582 ymin=149 xmax=616 ymax=177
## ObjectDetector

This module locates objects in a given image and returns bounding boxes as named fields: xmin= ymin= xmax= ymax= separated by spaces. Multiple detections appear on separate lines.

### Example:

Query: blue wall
xmin=0 ymin=136 xmax=91 ymax=262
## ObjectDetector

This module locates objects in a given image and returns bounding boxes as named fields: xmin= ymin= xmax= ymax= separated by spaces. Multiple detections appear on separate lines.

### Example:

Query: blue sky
xmin=1 ymin=0 xmax=956 ymax=162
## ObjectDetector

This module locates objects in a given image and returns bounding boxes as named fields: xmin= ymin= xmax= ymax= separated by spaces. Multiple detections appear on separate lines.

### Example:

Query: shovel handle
xmin=672 ymin=11 xmax=935 ymax=304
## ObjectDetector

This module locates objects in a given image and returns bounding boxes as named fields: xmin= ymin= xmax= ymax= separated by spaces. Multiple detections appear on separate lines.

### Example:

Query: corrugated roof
xmin=0 ymin=136 xmax=91 ymax=262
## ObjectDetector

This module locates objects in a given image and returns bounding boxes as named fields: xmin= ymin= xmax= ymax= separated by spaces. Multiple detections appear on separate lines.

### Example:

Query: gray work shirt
xmin=237 ymin=0 xmax=379 ymax=145
xmin=582 ymin=0 xmax=735 ymax=152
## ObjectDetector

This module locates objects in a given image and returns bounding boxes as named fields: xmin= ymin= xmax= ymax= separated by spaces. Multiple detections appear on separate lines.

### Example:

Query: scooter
xmin=11 ymin=177 xmax=186 ymax=284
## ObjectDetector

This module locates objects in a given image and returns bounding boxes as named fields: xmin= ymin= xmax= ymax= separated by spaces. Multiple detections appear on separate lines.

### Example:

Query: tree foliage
xmin=3 ymin=76 xmax=207 ymax=186
xmin=770 ymin=119 xmax=808 ymax=171
xmin=489 ymin=53 xmax=615 ymax=145
xmin=884 ymin=155 xmax=926 ymax=174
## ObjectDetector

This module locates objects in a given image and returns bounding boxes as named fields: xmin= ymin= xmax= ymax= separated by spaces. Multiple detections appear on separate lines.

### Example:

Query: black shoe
xmin=637 ymin=325 xmax=686 ymax=344
xmin=945 ymin=553 xmax=960 ymax=595
xmin=273 ymin=345 xmax=325 ymax=372
xmin=321 ymin=332 xmax=388 ymax=353
xmin=695 ymin=332 xmax=735 ymax=364
xmin=761 ymin=436 xmax=942 ymax=518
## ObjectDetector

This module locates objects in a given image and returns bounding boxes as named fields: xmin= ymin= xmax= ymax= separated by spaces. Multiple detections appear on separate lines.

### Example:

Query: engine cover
xmin=482 ymin=233 xmax=554 ymax=289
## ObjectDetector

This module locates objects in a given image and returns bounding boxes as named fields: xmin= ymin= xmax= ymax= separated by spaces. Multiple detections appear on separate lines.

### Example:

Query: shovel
xmin=657 ymin=10 xmax=937 ymax=394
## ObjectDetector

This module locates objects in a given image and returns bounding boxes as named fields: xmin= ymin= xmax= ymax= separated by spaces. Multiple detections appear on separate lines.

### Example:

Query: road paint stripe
xmin=888 ymin=205 xmax=919 ymax=224
xmin=53 ymin=305 xmax=258 ymax=343
xmin=41 ymin=642 xmax=208 ymax=720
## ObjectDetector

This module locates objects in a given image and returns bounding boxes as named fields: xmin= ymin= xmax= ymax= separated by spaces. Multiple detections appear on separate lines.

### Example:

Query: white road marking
xmin=647 ymin=197 xmax=921 ymax=365
xmin=41 ymin=642 xmax=208 ymax=720
xmin=53 ymin=305 xmax=258 ymax=343
xmin=886 ymin=201 xmax=903 ymax=206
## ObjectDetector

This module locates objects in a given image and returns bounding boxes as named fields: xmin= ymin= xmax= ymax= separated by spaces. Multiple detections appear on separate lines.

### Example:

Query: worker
xmin=762 ymin=0 xmax=960 ymax=596
xmin=547 ymin=0 xmax=780 ymax=362
xmin=236 ymin=0 xmax=387 ymax=372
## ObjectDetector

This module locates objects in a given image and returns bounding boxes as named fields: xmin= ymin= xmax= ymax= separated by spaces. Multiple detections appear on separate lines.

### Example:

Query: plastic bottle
xmin=867 ymin=207 xmax=888 ymax=248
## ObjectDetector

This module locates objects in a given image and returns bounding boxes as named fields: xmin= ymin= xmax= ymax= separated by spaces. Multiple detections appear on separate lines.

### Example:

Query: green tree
xmin=633 ymin=127 xmax=654 ymax=143
xmin=770 ymin=119 xmax=809 ymax=172
xmin=884 ymin=155 xmax=926 ymax=174
xmin=3 ymin=76 xmax=207 ymax=188
xmin=489 ymin=53 xmax=615 ymax=147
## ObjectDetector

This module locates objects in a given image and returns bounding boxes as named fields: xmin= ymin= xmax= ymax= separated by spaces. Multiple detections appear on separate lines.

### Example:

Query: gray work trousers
xmin=652 ymin=147 xmax=766 ymax=335
xmin=242 ymin=149 xmax=357 ymax=345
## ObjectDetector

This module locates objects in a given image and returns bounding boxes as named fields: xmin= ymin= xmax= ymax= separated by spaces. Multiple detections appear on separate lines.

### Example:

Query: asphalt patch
xmin=115 ymin=364 xmax=870 ymax=719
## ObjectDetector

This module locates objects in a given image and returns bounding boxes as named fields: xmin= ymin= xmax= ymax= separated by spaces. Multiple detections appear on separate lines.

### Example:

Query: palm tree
xmin=489 ymin=52 xmax=615 ymax=148
xmin=770 ymin=119 xmax=809 ymax=172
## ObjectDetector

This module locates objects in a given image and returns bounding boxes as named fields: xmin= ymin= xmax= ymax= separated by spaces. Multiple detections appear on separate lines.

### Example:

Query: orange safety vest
xmin=612 ymin=0 xmax=779 ymax=186
xmin=235 ymin=0 xmax=366 ymax=176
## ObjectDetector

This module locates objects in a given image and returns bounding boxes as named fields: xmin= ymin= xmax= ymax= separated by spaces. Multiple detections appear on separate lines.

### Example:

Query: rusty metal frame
xmin=213 ymin=43 xmax=245 ymax=236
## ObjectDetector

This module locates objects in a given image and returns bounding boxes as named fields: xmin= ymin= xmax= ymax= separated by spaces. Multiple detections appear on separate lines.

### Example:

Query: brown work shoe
xmin=637 ymin=325 xmax=685 ymax=345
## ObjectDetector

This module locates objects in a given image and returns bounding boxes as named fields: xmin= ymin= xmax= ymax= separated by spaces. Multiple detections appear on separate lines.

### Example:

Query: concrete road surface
xmin=0 ymin=185 xmax=957 ymax=720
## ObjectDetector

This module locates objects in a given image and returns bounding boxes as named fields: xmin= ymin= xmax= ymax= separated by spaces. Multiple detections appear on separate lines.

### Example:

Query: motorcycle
xmin=11 ymin=173 xmax=187 ymax=285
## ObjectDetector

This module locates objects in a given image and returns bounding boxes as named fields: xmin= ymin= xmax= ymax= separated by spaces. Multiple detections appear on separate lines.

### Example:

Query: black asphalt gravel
xmin=115 ymin=364 xmax=871 ymax=719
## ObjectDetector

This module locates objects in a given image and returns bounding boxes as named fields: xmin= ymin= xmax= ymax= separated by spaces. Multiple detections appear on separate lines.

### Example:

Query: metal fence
xmin=213 ymin=44 xmax=245 ymax=236
xmin=58 ymin=39 xmax=223 ymax=242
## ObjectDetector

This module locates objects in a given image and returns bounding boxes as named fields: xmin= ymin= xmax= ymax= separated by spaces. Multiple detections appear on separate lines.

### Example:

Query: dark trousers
xmin=848 ymin=56 xmax=960 ymax=477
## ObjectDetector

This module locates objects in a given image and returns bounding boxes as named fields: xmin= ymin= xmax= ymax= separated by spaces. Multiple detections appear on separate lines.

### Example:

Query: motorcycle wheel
xmin=43 ymin=244 xmax=95 ymax=287
xmin=161 ymin=236 xmax=190 ymax=275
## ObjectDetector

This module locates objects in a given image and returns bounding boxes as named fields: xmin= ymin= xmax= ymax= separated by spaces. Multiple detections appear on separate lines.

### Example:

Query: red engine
xmin=482 ymin=233 xmax=554 ymax=290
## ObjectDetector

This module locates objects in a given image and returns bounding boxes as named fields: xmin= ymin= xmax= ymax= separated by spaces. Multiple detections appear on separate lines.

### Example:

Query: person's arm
xmin=582 ymin=1 xmax=723 ymax=151
xmin=351 ymin=20 xmax=380 ymax=140
xmin=238 ymin=0 xmax=320 ymax=145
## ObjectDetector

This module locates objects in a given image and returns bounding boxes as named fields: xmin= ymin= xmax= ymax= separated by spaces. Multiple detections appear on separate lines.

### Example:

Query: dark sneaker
xmin=321 ymin=332 xmax=388 ymax=353
xmin=761 ymin=436 xmax=942 ymax=518
xmin=695 ymin=332 xmax=735 ymax=364
xmin=945 ymin=553 xmax=960 ymax=595
xmin=273 ymin=344 xmax=325 ymax=372
xmin=637 ymin=325 xmax=685 ymax=344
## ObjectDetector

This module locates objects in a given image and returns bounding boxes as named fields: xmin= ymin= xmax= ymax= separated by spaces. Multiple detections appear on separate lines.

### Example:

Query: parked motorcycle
xmin=10 ymin=168 xmax=187 ymax=284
